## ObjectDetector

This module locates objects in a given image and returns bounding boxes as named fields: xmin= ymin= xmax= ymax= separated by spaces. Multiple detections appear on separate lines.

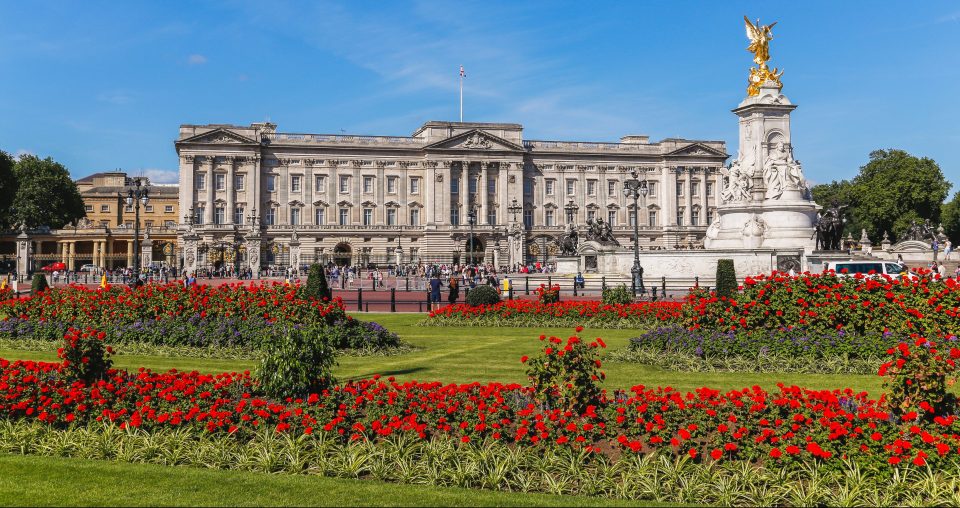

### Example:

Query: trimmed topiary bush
xmin=255 ymin=327 xmax=336 ymax=399
xmin=304 ymin=263 xmax=332 ymax=301
xmin=31 ymin=273 xmax=49 ymax=294
xmin=715 ymin=259 xmax=737 ymax=298
xmin=602 ymin=284 xmax=633 ymax=305
xmin=465 ymin=284 xmax=500 ymax=306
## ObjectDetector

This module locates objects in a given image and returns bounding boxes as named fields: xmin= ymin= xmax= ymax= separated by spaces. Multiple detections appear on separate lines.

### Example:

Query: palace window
xmin=608 ymin=210 xmax=617 ymax=225
xmin=409 ymin=208 xmax=420 ymax=226
xmin=315 ymin=208 xmax=325 ymax=225
xmin=566 ymin=179 xmax=576 ymax=196
xmin=125 ymin=205 xmax=133 ymax=213
xmin=487 ymin=177 xmax=496 ymax=194
xmin=409 ymin=177 xmax=420 ymax=194
xmin=194 ymin=206 xmax=204 ymax=225
xmin=290 ymin=208 xmax=301 ymax=226
xmin=587 ymin=210 xmax=596 ymax=222
xmin=387 ymin=176 xmax=397 ymax=194
xmin=450 ymin=176 xmax=459 ymax=194
xmin=676 ymin=181 xmax=684 ymax=197
xmin=691 ymin=208 xmax=700 ymax=226
xmin=450 ymin=206 xmax=460 ymax=226
xmin=291 ymin=175 xmax=301 ymax=192
xmin=215 ymin=174 xmax=226 ymax=191
xmin=647 ymin=182 xmax=657 ymax=197
xmin=164 ymin=205 xmax=174 ymax=213
xmin=363 ymin=176 xmax=374 ymax=193
xmin=524 ymin=180 xmax=533 ymax=196
xmin=85 ymin=205 xmax=93 ymax=213
xmin=164 ymin=220 xmax=174 ymax=227
xmin=691 ymin=181 xmax=700 ymax=197
xmin=196 ymin=174 xmax=206 ymax=191
xmin=487 ymin=209 xmax=497 ymax=225
xmin=234 ymin=174 xmax=245 ymax=191
xmin=339 ymin=208 xmax=349 ymax=225
xmin=145 ymin=220 xmax=153 ymax=228
xmin=545 ymin=179 xmax=555 ymax=196
xmin=144 ymin=205 xmax=154 ymax=213
xmin=362 ymin=208 xmax=373 ymax=225
xmin=677 ymin=208 xmax=685 ymax=227
xmin=545 ymin=210 xmax=555 ymax=226
xmin=266 ymin=175 xmax=276 ymax=193
xmin=706 ymin=182 xmax=714 ymax=197
xmin=523 ymin=209 xmax=533 ymax=229
xmin=100 ymin=204 xmax=109 ymax=213
xmin=629 ymin=211 xmax=636 ymax=227
xmin=608 ymin=181 xmax=616 ymax=197
xmin=648 ymin=210 xmax=657 ymax=227
xmin=706 ymin=208 xmax=715 ymax=225
xmin=386 ymin=208 xmax=397 ymax=226
xmin=587 ymin=180 xmax=596 ymax=196
xmin=264 ymin=207 xmax=276 ymax=226
xmin=315 ymin=175 xmax=326 ymax=192
xmin=234 ymin=207 xmax=244 ymax=225
xmin=468 ymin=176 xmax=477 ymax=194
xmin=339 ymin=176 xmax=350 ymax=194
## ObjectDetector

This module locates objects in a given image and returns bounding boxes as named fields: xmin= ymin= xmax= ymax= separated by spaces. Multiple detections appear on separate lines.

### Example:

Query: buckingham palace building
xmin=175 ymin=120 xmax=727 ymax=275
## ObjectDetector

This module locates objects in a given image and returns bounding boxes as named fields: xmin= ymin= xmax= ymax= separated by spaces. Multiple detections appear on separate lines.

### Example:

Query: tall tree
xmin=941 ymin=191 xmax=960 ymax=244
xmin=12 ymin=154 xmax=86 ymax=229
xmin=0 ymin=151 xmax=16 ymax=229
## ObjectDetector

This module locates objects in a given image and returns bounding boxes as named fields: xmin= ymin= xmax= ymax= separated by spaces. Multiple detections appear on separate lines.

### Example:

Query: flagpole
xmin=459 ymin=66 xmax=463 ymax=123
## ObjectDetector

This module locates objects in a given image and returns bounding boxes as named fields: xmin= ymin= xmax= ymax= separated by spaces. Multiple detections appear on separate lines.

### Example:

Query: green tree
xmin=304 ymin=263 xmax=332 ymax=301
xmin=0 ymin=151 xmax=16 ymax=228
xmin=848 ymin=149 xmax=950 ymax=241
xmin=715 ymin=259 xmax=737 ymax=298
xmin=12 ymin=154 xmax=86 ymax=229
xmin=941 ymin=191 xmax=960 ymax=244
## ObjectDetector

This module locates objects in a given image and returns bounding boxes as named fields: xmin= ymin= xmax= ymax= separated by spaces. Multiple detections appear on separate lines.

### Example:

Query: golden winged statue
xmin=743 ymin=16 xmax=783 ymax=96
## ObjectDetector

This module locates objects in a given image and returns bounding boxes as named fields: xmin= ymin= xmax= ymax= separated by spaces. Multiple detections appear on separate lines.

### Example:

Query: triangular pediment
xmin=179 ymin=128 xmax=258 ymax=145
xmin=424 ymin=129 xmax=524 ymax=152
xmin=665 ymin=142 xmax=728 ymax=158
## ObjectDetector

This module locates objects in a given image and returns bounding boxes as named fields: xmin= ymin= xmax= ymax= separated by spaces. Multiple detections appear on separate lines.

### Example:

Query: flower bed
xmin=3 ymin=333 xmax=960 ymax=469
xmin=0 ymin=283 xmax=401 ymax=351
xmin=421 ymin=300 xmax=683 ymax=329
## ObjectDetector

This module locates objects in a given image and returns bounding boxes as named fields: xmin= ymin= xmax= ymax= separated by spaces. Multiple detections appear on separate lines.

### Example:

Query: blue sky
xmin=1 ymin=1 xmax=958 ymax=188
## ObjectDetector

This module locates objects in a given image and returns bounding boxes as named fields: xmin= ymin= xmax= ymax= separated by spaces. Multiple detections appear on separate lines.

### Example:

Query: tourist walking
xmin=447 ymin=275 xmax=460 ymax=305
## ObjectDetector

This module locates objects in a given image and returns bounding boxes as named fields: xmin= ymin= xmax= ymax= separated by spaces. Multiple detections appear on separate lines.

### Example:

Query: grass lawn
xmin=0 ymin=312 xmax=882 ymax=394
xmin=0 ymin=454 xmax=649 ymax=507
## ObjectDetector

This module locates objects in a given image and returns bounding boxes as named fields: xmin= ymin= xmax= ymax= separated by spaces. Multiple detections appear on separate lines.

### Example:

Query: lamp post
xmin=119 ymin=177 xmax=150 ymax=287
xmin=564 ymin=199 xmax=579 ymax=225
xmin=623 ymin=169 xmax=648 ymax=296
xmin=508 ymin=198 xmax=523 ymax=224
xmin=466 ymin=206 xmax=477 ymax=266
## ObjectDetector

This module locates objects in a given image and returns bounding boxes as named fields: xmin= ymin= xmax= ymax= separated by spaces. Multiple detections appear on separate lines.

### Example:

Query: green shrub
xmin=715 ymin=259 xmax=737 ymax=298
xmin=304 ymin=263 xmax=332 ymax=301
xmin=255 ymin=327 xmax=336 ymax=399
xmin=601 ymin=284 xmax=633 ymax=305
xmin=465 ymin=284 xmax=500 ymax=306
xmin=31 ymin=274 xmax=49 ymax=294
xmin=523 ymin=327 xmax=604 ymax=413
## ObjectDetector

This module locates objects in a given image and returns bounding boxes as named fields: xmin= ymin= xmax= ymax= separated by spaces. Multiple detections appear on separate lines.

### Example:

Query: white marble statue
xmin=763 ymin=141 xmax=805 ymax=199
xmin=720 ymin=155 xmax=753 ymax=203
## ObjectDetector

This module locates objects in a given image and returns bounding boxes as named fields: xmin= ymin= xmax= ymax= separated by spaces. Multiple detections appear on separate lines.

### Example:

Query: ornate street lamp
xmin=508 ymin=198 xmax=523 ymax=225
xmin=564 ymin=199 xmax=579 ymax=225
xmin=119 ymin=177 xmax=150 ymax=287
xmin=623 ymin=169 xmax=648 ymax=296
xmin=467 ymin=206 xmax=477 ymax=266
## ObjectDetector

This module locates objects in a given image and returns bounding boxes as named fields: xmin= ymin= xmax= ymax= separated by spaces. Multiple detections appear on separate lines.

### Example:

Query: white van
xmin=826 ymin=261 xmax=905 ymax=278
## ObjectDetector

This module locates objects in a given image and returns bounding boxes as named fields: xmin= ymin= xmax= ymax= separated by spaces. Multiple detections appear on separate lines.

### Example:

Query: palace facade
xmin=175 ymin=121 xmax=727 ymax=274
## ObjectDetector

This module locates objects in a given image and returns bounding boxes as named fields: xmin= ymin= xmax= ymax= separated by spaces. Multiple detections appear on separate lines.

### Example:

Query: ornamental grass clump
xmin=57 ymin=327 xmax=113 ymax=384
xmin=601 ymin=284 xmax=633 ymax=305
xmin=522 ymin=326 xmax=605 ymax=413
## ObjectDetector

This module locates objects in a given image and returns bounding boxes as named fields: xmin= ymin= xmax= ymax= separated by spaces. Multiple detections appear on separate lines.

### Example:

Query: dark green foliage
xmin=465 ymin=284 xmax=500 ymax=306
xmin=601 ymin=284 xmax=633 ymax=305
xmin=31 ymin=274 xmax=49 ymax=294
xmin=715 ymin=259 xmax=737 ymax=298
xmin=0 ymin=151 xmax=16 ymax=228
xmin=304 ymin=263 xmax=332 ymax=301
xmin=255 ymin=328 xmax=336 ymax=399
xmin=12 ymin=154 xmax=86 ymax=229
xmin=942 ymin=191 xmax=960 ymax=244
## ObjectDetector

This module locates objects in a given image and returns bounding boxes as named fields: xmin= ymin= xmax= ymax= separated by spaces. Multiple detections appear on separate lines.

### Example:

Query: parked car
xmin=826 ymin=261 xmax=907 ymax=278
xmin=80 ymin=264 xmax=98 ymax=273
xmin=40 ymin=262 xmax=67 ymax=273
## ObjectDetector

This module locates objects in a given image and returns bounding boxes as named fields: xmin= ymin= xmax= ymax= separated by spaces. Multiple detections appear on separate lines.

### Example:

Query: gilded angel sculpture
xmin=744 ymin=16 xmax=776 ymax=66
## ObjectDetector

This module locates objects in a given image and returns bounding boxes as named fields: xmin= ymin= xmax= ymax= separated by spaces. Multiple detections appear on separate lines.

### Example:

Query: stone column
xmin=59 ymin=241 xmax=67 ymax=264
xmin=376 ymin=161 xmax=386 ymax=224
xmin=460 ymin=162 xmax=468 ymax=218
xmin=181 ymin=155 xmax=196 ymax=227
xmin=480 ymin=163 xmax=489 ymax=225
xmin=226 ymin=156 xmax=236 ymax=224
xmin=578 ymin=166 xmax=587 ymax=225
xmin=305 ymin=162 xmax=314 ymax=227
xmin=206 ymin=156 xmax=215 ymax=224
xmin=353 ymin=161 xmax=362 ymax=224
xmin=126 ymin=240 xmax=134 ymax=267
xmin=105 ymin=240 xmax=112 ymax=270
xmin=686 ymin=168 xmax=694 ymax=228
xmin=67 ymin=241 xmax=76 ymax=271
xmin=141 ymin=235 xmax=153 ymax=269
xmin=498 ymin=162 xmax=509 ymax=226
xmin=16 ymin=231 xmax=30 ymax=279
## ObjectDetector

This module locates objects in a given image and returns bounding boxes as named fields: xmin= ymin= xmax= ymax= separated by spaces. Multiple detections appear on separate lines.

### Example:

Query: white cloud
xmin=187 ymin=54 xmax=207 ymax=65
xmin=97 ymin=90 xmax=134 ymax=105
xmin=139 ymin=168 xmax=179 ymax=184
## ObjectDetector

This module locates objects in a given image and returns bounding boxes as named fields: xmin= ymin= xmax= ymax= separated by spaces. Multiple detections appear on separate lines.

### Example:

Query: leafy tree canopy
xmin=12 ymin=154 xmax=86 ymax=229
xmin=811 ymin=149 xmax=951 ymax=242
xmin=941 ymin=191 xmax=960 ymax=244
xmin=0 ymin=151 xmax=16 ymax=228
